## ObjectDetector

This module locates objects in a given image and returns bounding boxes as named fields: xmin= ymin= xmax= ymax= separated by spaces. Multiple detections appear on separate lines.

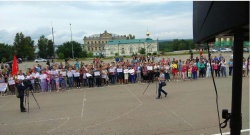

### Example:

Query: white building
xmin=104 ymin=38 xmax=158 ymax=56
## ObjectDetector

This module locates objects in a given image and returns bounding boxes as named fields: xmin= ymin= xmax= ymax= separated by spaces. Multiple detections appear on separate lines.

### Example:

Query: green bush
xmin=147 ymin=53 xmax=152 ymax=55
xmin=1 ymin=57 xmax=6 ymax=63
xmin=58 ymin=53 xmax=64 ymax=59
xmin=153 ymin=52 xmax=157 ymax=55
xmin=115 ymin=53 xmax=118 ymax=56
xmin=87 ymin=52 xmax=93 ymax=57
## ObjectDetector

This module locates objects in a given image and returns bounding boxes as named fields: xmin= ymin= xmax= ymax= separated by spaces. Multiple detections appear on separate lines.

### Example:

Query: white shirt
xmin=67 ymin=71 xmax=73 ymax=77
xmin=73 ymin=72 xmax=80 ymax=77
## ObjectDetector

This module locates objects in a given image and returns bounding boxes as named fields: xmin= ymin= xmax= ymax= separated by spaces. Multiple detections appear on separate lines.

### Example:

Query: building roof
xmin=107 ymin=38 xmax=156 ymax=45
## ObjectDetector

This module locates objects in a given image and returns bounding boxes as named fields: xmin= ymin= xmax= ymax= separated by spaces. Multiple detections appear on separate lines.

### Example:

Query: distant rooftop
xmin=107 ymin=38 xmax=156 ymax=45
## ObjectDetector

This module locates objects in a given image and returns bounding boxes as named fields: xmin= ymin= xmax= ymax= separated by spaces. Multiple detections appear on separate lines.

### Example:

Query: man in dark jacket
xmin=16 ymin=80 xmax=27 ymax=112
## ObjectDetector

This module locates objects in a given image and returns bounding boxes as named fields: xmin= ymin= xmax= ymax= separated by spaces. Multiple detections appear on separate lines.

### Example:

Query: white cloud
xmin=0 ymin=1 xmax=193 ymax=45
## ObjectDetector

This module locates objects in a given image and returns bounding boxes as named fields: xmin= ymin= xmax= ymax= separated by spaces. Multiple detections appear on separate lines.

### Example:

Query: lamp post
xmin=70 ymin=23 xmax=74 ymax=59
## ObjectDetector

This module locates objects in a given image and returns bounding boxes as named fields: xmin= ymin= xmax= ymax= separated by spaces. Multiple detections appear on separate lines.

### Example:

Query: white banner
xmin=0 ymin=83 xmax=8 ymax=92
xmin=117 ymin=68 xmax=123 ymax=72
xmin=147 ymin=66 xmax=153 ymax=70
xmin=94 ymin=71 xmax=100 ymax=76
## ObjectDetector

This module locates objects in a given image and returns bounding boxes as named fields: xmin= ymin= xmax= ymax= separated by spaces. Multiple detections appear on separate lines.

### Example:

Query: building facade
xmin=105 ymin=38 xmax=158 ymax=57
xmin=83 ymin=30 xmax=127 ymax=56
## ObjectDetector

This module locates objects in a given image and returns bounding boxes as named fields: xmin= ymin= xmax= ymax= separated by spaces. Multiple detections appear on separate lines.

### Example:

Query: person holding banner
xmin=87 ymin=65 xmax=94 ymax=87
xmin=8 ymin=74 xmax=16 ymax=95
xmin=0 ymin=75 xmax=7 ymax=96
xmin=117 ymin=65 xmax=124 ymax=84
xmin=109 ymin=65 xmax=116 ymax=84
xmin=101 ymin=66 xmax=109 ymax=86
xmin=67 ymin=68 xmax=73 ymax=89
xmin=73 ymin=69 xmax=81 ymax=88
xmin=123 ymin=66 xmax=129 ymax=84
xmin=94 ymin=67 xmax=101 ymax=87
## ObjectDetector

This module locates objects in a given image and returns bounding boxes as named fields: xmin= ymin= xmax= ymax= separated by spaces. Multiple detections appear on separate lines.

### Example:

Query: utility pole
xmin=51 ymin=22 xmax=55 ymax=58
xmin=70 ymin=23 xmax=74 ymax=59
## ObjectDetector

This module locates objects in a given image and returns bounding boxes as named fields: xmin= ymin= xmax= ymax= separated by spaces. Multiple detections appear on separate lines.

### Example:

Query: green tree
xmin=87 ymin=52 xmax=93 ymax=57
xmin=38 ymin=35 xmax=48 ymax=58
xmin=126 ymin=34 xmax=135 ymax=39
xmin=58 ymin=53 xmax=64 ymax=59
xmin=13 ymin=32 xmax=34 ymax=60
xmin=139 ymin=48 xmax=146 ymax=54
xmin=56 ymin=41 xmax=83 ymax=58
xmin=82 ymin=50 xmax=88 ymax=57
xmin=172 ymin=39 xmax=179 ymax=51
xmin=0 ymin=43 xmax=15 ymax=62
xmin=47 ymin=40 xmax=54 ymax=58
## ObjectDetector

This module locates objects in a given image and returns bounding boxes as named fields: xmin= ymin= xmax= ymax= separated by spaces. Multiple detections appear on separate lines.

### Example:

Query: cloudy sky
xmin=0 ymin=1 xmax=193 ymax=45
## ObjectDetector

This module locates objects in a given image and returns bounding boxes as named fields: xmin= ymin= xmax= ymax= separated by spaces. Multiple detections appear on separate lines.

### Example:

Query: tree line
xmin=159 ymin=39 xmax=195 ymax=53
xmin=0 ymin=32 xmax=85 ymax=63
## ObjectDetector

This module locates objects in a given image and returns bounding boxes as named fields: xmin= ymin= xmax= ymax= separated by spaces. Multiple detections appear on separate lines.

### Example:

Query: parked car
xmin=34 ymin=58 xmax=47 ymax=62
xmin=209 ymin=49 xmax=218 ymax=53
xmin=220 ymin=48 xmax=232 ymax=53
xmin=243 ymin=48 xmax=249 ymax=52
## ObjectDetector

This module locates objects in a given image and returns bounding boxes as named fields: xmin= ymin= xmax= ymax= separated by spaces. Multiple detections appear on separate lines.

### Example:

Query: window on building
xmin=88 ymin=47 xmax=90 ymax=51
xmin=87 ymin=42 xmax=89 ymax=44
xmin=95 ymin=47 xmax=97 ymax=50
xmin=121 ymin=48 xmax=125 ymax=54
xmin=138 ymin=47 xmax=141 ymax=52
xmin=92 ymin=48 xmax=93 ymax=51
xmin=102 ymin=41 xmax=104 ymax=44
xmin=130 ymin=47 xmax=133 ymax=54
xmin=99 ymin=47 xmax=101 ymax=50
xmin=106 ymin=41 xmax=107 ymax=43
xmin=91 ymin=41 xmax=93 ymax=44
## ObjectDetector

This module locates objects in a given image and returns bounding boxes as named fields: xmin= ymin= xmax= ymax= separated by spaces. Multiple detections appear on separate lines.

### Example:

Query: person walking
xmin=156 ymin=69 xmax=168 ymax=99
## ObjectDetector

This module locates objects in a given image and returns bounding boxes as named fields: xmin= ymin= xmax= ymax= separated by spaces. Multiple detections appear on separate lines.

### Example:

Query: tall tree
xmin=37 ymin=35 xmax=48 ymax=58
xmin=13 ymin=32 xmax=34 ymax=60
xmin=47 ymin=39 xmax=54 ymax=58
xmin=56 ymin=41 xmax=83 ymax=58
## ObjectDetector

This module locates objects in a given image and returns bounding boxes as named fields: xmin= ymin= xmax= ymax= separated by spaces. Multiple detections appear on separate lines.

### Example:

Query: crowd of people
xmin=0 ymin=53 xmax=249 ymax=96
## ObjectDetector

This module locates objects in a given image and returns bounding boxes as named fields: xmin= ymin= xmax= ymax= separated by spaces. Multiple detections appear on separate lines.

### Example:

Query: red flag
xmin=12 ymin=54 xmax=18 ymax=76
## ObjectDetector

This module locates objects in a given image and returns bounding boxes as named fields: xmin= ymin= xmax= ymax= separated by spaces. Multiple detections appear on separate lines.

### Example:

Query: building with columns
xmin=104 ymin=38 xmax=158 ymax=56
xmin=214 ymin=36 xmax=234 ymax=47
xmin=83 ymin=30 xmax=127 ymax=56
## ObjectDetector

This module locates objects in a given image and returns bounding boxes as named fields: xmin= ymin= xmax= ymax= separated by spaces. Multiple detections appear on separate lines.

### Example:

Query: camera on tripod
xmin=22 ymin=79 xmax=33 ymax=90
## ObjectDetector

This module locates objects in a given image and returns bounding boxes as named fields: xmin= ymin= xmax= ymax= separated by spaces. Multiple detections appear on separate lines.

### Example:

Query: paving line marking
xmin=0 ymin=98 xmax=14 ymax=109
xmin=212 ymin=128 xmax=250 ymax=135
xmin=20 ymin=116 xmax=80 ymax=124
xmin=73 ymin=86 xmax=143 ymax=132
xmin=136 ymin=84 xmax=196 ymax=129
xmin=47 ymin=117 xmax=70 ymax=134
xmin=81 ymin=90 xmax=86 ymax=117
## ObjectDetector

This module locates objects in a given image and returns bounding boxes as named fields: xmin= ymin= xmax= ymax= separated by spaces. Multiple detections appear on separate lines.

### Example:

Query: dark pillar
xmin=230 ymin=30 xmax=243 ymax=135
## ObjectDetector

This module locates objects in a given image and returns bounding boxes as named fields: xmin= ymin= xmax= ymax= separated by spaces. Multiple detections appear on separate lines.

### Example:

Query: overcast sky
xmin=0 ymin=1 xmax=193 ymax=45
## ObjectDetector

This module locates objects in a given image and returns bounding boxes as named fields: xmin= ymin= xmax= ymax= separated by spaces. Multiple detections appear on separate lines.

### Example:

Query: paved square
xmin=0 ymin=76 xmax=249 ymax=135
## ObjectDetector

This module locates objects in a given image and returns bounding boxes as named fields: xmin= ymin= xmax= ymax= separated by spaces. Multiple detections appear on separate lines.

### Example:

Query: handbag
xmin=161 ymin=81 xmax=166 ymax=86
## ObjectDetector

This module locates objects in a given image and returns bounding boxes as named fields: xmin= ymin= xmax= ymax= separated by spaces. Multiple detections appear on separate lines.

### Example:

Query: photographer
xmin=15 ymin=79 xmax=28 ymax=112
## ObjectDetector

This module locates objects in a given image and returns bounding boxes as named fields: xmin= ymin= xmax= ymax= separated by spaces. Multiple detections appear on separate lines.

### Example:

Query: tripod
xmin=143 ymin=77 xmax=158 ymax=95
xmin=25 ymin=88 xmax=40 ymax=113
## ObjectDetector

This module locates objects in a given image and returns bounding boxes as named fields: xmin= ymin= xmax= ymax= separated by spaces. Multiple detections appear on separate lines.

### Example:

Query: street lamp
xmin=70 ymin=23 xmax=74 ymax=59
